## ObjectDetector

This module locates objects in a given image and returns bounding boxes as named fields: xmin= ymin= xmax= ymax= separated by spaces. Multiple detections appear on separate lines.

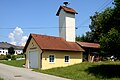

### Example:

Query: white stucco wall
xmin=0 ymin=48 xmax=23 ymax=55
xmin=15 ymin=49 xmax=23 ymax=55
xmin=66 ymin=13 xmax=75 ymax=42
xmin=59 ymin=9 xmax=76 ymax=42
xmin=0 ymin=48 xmax=8 ymax=55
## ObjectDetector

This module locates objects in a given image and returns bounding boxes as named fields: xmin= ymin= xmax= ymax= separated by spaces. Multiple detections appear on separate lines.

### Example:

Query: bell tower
xmin=56 ymin=2 xmax=78 ymax=42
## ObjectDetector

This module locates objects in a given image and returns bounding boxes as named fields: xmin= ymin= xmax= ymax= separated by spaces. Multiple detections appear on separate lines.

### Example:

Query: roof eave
xmin=42 ymin=48 xmax=83 ymax=52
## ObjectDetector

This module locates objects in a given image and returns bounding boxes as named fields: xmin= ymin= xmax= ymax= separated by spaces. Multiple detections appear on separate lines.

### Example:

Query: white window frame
xmin=49 ymin=54 xmax=55 ymax=63
xmin=64 ymin=55 xmax=70 ymax=63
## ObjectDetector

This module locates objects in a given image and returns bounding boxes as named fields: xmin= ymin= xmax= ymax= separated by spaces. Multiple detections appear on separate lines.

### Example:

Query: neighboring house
xmin=77 ymin=42 xmax=100 ymax=62
xmin=24 ymin=34 xmax=84 ymax=70
xmin=15 ymin=46 xmax=24 ymax=55
xmin=0 ymin=42 xmax=23 ymax=55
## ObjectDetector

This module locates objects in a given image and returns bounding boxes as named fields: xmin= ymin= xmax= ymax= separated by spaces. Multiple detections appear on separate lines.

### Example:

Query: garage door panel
xmin=29 ymin=50 xmax=38 ymax=68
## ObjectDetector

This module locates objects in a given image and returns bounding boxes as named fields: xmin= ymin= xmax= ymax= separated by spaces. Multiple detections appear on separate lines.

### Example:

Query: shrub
xmin=6 ymin=54 xmax=11 ymax=59
xmin=15 ymin=54 xmax=25 ymax=58
xmin=11 ymin=55 xmax=16 ymax=60
xmin=0 ymin=55 xmax=7 ymax=60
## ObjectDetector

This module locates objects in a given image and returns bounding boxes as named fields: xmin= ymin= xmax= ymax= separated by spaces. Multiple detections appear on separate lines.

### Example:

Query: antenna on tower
xmin=63 ymin=1 xmax=69 ymax=7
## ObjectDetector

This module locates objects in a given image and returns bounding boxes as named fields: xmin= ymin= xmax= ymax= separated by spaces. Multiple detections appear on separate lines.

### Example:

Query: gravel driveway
xmin=0 ymin=63 xmax=68 ymax=80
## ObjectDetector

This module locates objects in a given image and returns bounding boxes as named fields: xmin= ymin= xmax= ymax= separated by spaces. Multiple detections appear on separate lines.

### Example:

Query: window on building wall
xmin=3 ymin=51 xmax=4 ymax=53
xmin=0 ymin=51 xmax=1 ymax=53
xmin=49 ymin=55 xmax=55 ymax=63
xmin=64 ymin=55 xmax=70 ymax=63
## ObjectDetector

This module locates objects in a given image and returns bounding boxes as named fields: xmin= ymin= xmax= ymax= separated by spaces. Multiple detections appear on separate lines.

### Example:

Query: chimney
xmin=56 ymin=2 xmax=78 ymax=42
xmin=63 ymin=2 xmax=69 ymax=7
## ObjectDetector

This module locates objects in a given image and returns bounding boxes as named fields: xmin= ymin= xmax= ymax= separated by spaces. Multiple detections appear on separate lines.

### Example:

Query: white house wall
xmin=59 ymin=9 xmax=76 ymax=42
xmin=66 ymin=13 xmax=75 ymax=42
xmin=15 ymin=50 xmax=23 ymax=55
xmin=0 ymin=48 xmax=23 ymax=55
xmin=0 ymin=48 xmax=8 ymax=55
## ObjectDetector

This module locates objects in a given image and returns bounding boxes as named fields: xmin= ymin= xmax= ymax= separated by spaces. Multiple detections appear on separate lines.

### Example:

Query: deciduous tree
xmin=8 ymin=47 xmax=15 ymax=55
xmin=83 ymin=0 xmax=120 ymax=57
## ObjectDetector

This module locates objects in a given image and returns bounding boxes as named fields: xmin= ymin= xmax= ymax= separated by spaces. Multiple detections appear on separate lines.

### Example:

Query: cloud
xmin=9 ymin=27 xmax=28 ymax=46
xmin=8 ymin=33 xmax=16 ymax=45
xmin=9 ymin=33 xmax=14 ymax=42
xmin=10 ymin=42 xmax=16 ymax=45
xmin=21 ymin=36 xmax=28 ymax=46
xmin=13 ymin=27 xmax=23 ymax=35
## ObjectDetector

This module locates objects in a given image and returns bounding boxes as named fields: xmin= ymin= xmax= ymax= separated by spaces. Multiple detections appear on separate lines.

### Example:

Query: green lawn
xmin=0 ymin=78 xmax=4 ymax=80
xmin=33 ymin=61 xmax=120 ymax=80
xmin=0 ymin=59 xmax=25 ymax=67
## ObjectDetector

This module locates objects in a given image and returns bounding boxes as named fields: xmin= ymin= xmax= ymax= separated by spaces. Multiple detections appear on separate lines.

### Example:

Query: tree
xmin=76 ymin=35 xmax=87 ymax=42
xmin=100 ymin=28 xmax=120 ymax=57
xmin=89 ymin=8 xmax=113 ymax=42
xmin=76 ymin=32 xmax=97 ymax=42
xmin=83 ymin=0 xmax=120 ymax=57
xmin=8 ymin=47 xmax=15 ymax=55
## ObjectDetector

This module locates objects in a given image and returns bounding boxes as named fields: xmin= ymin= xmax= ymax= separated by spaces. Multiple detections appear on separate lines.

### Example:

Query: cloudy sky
xmin=8 ymin=27 xmax=28 ymax=46
xmin=0 ymin=0 xmax=113 ymax=46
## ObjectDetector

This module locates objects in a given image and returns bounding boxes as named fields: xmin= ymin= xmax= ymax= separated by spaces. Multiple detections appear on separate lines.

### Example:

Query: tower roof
xmin=56 ymin=6 xmax=78 ymax=16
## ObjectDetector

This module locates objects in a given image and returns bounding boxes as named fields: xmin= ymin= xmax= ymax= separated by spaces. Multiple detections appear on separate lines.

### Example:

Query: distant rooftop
xmin=0 ymin=42 xmax=23 ymax=50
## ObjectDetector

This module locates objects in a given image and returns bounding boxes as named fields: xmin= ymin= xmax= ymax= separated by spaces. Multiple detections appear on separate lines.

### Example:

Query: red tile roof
xmin=24 ymin=34 xmax=84 ymax=52
xmin=77 ymin=42 xmax=100 ymax=49
xmin=56 ymin=6 xmax=78 ymax=16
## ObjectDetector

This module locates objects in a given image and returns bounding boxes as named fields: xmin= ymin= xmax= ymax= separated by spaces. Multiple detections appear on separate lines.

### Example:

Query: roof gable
xmin=56 ymin=6 xmax=78 ymax=16
xmin=24 ymin=34 xmax=84 ymax=52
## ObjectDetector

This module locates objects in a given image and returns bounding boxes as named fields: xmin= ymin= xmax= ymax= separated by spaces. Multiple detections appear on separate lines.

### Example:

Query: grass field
xmin=0 ymin=78 xmax=4 ymax=80
xmin=33 ymin=61 xmax=120 ymax=80
xmin=0 ymin=59 xmax=25 ymax=67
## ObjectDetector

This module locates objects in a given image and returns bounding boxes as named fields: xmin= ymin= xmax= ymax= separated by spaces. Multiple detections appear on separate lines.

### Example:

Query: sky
xmin=0 ymin=0 xmax=113 ymax=46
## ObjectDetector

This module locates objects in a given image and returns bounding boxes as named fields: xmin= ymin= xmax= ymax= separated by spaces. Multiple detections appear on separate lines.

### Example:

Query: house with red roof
xmin=24 ymin=2 xmax=100 ymax=69
xmin=24 ymin=3 xmax=85 ymax=69
xmin=24 ymin=34 xmax=84 ymax=69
